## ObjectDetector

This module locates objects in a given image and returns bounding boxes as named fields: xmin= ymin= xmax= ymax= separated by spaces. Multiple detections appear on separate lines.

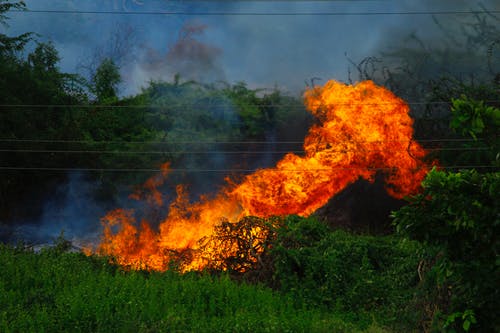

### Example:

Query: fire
xmin=233 ymin=80 xmax=428 ymax=217
xmin=96 ymin=80 xmax=430 ymax=271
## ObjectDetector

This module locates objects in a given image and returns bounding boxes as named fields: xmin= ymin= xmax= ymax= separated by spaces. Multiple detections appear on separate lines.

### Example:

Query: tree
xmin=28 ymin=41 xmax=60 ymax=73
xmin=92 ymin=58 xmax=121 ymax=102
xmin=391 ymin=88 xmax=499 ymax=331
xmin=0 ymin=0 xmax=31 ymax=55
xmin=437 ymin=95 xmax=500 ymax=170
xmin=392 ymin=168 xmax=499 ymax=332
xmin=0 ymin=3 xmax=90 ymax=223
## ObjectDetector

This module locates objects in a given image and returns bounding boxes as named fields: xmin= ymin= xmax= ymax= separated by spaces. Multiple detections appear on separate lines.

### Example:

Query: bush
xmin=269 ymin=216 xmax=424 ymax=327
xmin=392 ymin=168 xmax=500 ymax=332
xmin=439 ymin=96 xmax=500 ymax=169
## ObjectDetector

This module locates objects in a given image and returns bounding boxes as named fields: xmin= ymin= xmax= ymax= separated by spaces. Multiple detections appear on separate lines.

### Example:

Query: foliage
xmin=222 ymin=81 xmax=277 ymax=138
xmin=199 ymin=214 xmax=427 ymax=330
xmin=142 ymin=79 xmax=241 ymax=142
xmin=140 ymin=78 xmax=309 ymax=144
xmin=450 ymin=96 xmax=500 ymax=140
xmin=92 ymin=58 xmax=121 ymax=102
xmin=0 ymin=244 xmax=383 ymax=333
xmin=0 ymin=0 xmax=31 ymax=55
xmin=392 ymin=168 xmax=500 ymax=332
xmin=269 ymin=216 xmax=424 ymax=320
xmin=28 ymin=41 xmax=59 ymax=72
xmin=0 ymin=39 xmax=90 ymax=221
xmin=445 ymin=95 xmax=500 ymax=167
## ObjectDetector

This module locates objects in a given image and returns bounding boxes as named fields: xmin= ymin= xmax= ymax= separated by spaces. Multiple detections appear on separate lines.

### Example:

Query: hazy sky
xmin=5 ymin=0 xmax=499 ymax=95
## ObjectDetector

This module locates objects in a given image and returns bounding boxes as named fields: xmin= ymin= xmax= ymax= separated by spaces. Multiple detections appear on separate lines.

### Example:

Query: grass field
xmin=0 ymin=244 xmax=393 ymax=333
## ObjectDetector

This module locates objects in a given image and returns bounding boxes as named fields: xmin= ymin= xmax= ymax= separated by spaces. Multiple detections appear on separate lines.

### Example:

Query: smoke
xmin=4 ymin=173 xmax=109 ymax=246
xmin=7 ymin=0 xmax=498 ymax=95
xmin=129 ymin=22 xmax=226 ymax=93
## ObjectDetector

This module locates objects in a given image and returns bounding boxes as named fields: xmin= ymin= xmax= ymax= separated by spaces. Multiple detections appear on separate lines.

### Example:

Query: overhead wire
xmin=1 ymin=101 xmax=499 ymax=109
xmin=0 ymin=138 xmax=484 ymax=144
xmin=0 ymin=166 xmax=496 ymax=173
xmin=11 ymin=9 xmax=500 ymax=16
xmin=0 ymin=147 xmax=491 ymax=155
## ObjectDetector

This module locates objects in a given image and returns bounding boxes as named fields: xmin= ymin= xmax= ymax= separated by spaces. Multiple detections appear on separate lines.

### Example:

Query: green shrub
xmin=392 ymin=168 xmax=500 ymax=332
xmin=269 ymin=216 xmax=424 ymax=327
xmin=441 ymin=96 xmax=500 ymax=169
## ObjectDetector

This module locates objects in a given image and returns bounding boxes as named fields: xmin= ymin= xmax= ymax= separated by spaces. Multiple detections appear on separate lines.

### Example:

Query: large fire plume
xmin=97 ymin=80 xmax=429 ymax=271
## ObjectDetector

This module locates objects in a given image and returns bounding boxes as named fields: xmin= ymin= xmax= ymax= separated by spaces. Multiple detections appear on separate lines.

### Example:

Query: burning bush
xmin=198 ymin=216 xmax=280 ymax=275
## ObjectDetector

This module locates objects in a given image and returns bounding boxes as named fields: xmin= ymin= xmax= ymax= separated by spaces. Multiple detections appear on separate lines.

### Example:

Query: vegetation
xmin=200 ymin=215 xmax=425 ymax=324
xmin=0 ymin=243 xmax=388 ymax=333
xmin=393 ymin=169 xmax=499 ymax=332
xmin=389 ymin=93 xmax=499 ymax=332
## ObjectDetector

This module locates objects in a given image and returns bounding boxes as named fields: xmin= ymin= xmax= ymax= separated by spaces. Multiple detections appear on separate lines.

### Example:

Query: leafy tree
xmin=0 ymin=4 xmax=92 ymax=222
xmin=92 ymin=58 xmax=121 ymax=102
xmin=138 ymin=76 xmax=308 ymax=162
xmin=392 ymin=90 xmax=499 ymax=331
xmin=436 ymin=95 xmax=500 ymax=170
xmin=198 ymin=216 xmax=280 ymax=277
xmin=0 ymin=0 xmax=31 ymax=55
xmin=0 ymin=40 xmax=89 ymax=222
xmin=222 ymin=82 xmax=269 ymax=138
xmin=392 ymin=168 xmax=499 ymax=332
xmin=28 ymin=41 xmax=59 ymax=72
xmin=450 ymin=97 xmax=499 ymax=142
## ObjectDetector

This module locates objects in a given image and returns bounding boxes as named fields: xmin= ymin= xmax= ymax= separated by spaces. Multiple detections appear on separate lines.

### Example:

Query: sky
xmin=4 ymin=0 xmax=499 ymax=95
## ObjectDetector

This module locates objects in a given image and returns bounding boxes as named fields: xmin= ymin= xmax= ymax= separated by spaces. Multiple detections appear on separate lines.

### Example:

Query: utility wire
xmin=0 ymin=166 xmax=496 ymax=173
xmin=12 ymin=9 xmax=500 ymax=16
xmin=2 ymin=101 xmax=499 ymax=109
xmin=0 ymin=138 xmax=483 ymax=144
xmin=146 ymin=1 xmax=388 ymax=2
xmin=0 ymin=147 xmax=490 ymax=155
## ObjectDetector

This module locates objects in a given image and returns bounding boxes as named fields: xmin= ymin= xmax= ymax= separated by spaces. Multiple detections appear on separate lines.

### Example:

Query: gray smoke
xmin=5 ymin=173 xmax=107 ymax=246
xmin=7 ymin=0 xmax=498 ymax=95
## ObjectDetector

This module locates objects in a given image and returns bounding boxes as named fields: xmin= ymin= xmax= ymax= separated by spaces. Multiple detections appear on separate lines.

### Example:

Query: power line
xmin=12 ymin=9 xmax=500 ymax=16
xmin=196 ymin=0 xmax=387 ymax=1
xmin=0 ymin=101 xmax=498 ymax=111
xmin=0 ymin=149 xmax=302 ymax=155
xmin=2 ymin=100 xmax=500 ymax=109
xmin=0 ymin=104 xmax=302 ymax=109
xmin=0 ymin=101 xmax=476 ymax=109
xmin=0 ymin=138 xmax=483 ymax=144
xmin=0 ymin=166 xmax=496 ymax=173
xmin=0 ymin=147 xmax=490 ymax=155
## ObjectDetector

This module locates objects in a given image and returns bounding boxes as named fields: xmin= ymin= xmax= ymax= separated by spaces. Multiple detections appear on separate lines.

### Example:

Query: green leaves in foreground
xmin=270 ymin=216 xmax=424 ymax=322
xmin=393 ymin=168 xmax=500 ymax=332
xmin=0 ymin=245 xmax=372 ymax=333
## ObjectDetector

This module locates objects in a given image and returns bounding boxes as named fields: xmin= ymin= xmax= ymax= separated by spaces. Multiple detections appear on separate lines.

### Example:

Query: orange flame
xmin=96 ymin=80 xmax=430 ymax=271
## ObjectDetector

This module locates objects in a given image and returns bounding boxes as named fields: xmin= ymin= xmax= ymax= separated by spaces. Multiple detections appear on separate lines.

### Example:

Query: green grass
xmin=0 ymin=244 xmax=388 ymax=333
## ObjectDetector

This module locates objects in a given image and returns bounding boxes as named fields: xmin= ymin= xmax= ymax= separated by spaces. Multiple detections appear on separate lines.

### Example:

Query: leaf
xmin=471 ymin=116 xmax=485 ymax=133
